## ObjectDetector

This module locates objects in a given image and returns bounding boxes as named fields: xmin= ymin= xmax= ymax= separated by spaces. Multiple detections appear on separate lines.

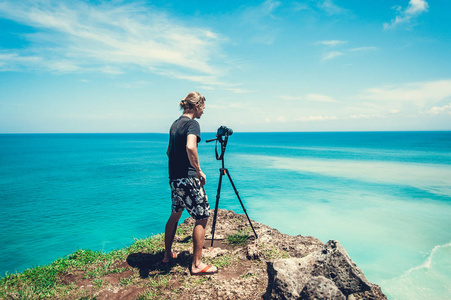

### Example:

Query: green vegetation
xmin=209 ymin=253 xmax=233 ymax=269
xmin=0 ymin=220 xmax=245 ymax=300
xmin=127 ymin=234 xmax=165 ymax=254
xmin=226 ymin=229 xmax=250 ymax=246
xmin=259 ymin=244 xmax=290 ymax=260
xmin=0 ymin=232 xmax=174 ymax=300
xmin=0 ymin=215 xmax=276 ymax=300
xmin=136 ymin=290 xmax=158 ymax=300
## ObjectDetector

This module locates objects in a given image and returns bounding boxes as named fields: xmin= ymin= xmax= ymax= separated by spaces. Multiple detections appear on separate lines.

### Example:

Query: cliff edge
xmin=0 ymin=209 xmax=387 ymax=299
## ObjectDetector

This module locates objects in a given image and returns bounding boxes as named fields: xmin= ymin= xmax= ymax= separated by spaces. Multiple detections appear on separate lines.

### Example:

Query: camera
xmin=206 ymin=126 xmax=234 ymax=160
xmin=216 ymin=126 xmax=233 ymax=137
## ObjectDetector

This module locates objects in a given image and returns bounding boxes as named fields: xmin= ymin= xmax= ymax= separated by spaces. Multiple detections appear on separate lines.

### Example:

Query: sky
xmin=0 ymin=0 xmax=450 ymax=133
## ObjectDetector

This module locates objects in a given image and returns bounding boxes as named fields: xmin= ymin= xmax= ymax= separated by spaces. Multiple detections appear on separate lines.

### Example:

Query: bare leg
xmin=163 ymin=211 xmax=182 ymax=263
xmin=191 ymin=217 xmax=217 ymax=274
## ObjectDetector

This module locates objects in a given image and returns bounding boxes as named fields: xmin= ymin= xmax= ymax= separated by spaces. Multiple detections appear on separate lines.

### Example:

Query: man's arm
xmin=186 ymin=134 xmax=206 ymax=186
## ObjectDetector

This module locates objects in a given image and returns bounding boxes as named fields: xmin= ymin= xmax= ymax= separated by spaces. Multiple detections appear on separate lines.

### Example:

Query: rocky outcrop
xmin=265 ymin=240 xmax=386 ymax=299
xmin=182 ymin=209 xmax=387 ymax=300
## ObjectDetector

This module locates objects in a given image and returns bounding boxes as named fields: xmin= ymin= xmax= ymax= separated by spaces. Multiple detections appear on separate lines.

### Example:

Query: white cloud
xmin=292 ymin=0 xmax=350 ymax=16
xmin=293 ymin=2 xmax=309 ymax=12
xmin=280 ymin=93 xmax=337 ymax=102
xmin=305 ymin=94 xmax=337 ymax=103
xmin=60 ymin=112 xmax=154 ymax=121
xmin=350 ymin=47 xmax=378 ymax=52
xmin=240 ymin=0 xmax=282 ymax=22
xmin=239 ymin=0 xmax=282 ymax=45
xmin=296 ymin=114 xmax=390 ymax=123
xmin=0 ymin=52 xmax=42 ymax=71
xmin=338 ymin=79 xmax=451 ymax=122
xmin=297 ymin=115 xmax=338 ymax=121
xmin=279 ymin=95 xmax=302 ymax=101
xmin=347 ymin=113 xmax=385 ymax=120
xmin=359 ymin=80 xmax=451 ymax=107
xmin=316 ymin=40 xmax=377 ymax=62
xmin=263 ymin=0 xmax=282 ymax=16
xmin=0 ymin=0 xmax=225 ymax=81
xmin=284 ymin=79 xmax=451 ymax=124
xmin=425 ymin=104 xmax=451 ymax=115
xmin=322 ymin=51 xmax=344 ymax=61
xmin=317 ymin=40 xmax=348 ymax=47
xmin=405 ymin=0 xmax=429 ymax=15
xmin=384 ymin=0 xmax=429 ymax=29
xmin=207 ymin=102 xmax=249 ymax=110
xmin=318 ymin=0 xmax=350 ymax=16
xmin=149 ymin=67 xmax=249 ymax=94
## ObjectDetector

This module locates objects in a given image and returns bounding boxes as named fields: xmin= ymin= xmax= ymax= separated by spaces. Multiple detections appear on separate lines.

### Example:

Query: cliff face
xmin=179 ymin=209 xmax=387 ymax=300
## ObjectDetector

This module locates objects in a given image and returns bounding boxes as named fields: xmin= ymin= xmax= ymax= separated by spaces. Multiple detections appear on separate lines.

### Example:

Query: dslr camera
xmin=216 ymin=125 xmax=233 ymax=137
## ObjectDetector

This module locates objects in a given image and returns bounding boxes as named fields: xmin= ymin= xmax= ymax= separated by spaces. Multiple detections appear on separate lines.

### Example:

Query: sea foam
xmin=381 ymin=242 xmax=451 ymax=300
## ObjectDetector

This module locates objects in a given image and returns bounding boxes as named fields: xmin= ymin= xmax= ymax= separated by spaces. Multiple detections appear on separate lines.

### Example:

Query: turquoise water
xmin=1 ymin=132 xmax=450 ymax=299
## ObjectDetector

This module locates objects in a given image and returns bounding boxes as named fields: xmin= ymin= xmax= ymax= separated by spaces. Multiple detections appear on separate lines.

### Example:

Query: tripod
xmin=206 ymin=131 xmax=258 ymax=247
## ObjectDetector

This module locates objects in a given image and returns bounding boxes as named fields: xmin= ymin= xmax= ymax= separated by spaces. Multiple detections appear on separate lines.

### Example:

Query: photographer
xmin=163 ymin=91 xmax=218 ymax=276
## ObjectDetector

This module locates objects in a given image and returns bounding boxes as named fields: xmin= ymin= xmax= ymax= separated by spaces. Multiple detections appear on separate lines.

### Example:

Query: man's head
xmin=180 ymin=92 xmax=206 ymax=119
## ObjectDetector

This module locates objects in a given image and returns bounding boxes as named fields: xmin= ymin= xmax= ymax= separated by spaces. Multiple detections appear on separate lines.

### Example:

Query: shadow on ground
xmin=126 ymin=251 xmax=191 ymax=278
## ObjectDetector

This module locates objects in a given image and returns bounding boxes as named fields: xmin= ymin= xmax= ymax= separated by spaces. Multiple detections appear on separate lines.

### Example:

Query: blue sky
xmin=0 ymin=0 xmax=450 ymax=133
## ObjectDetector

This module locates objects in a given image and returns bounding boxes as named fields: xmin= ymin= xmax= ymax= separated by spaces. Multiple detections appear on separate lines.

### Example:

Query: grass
xmin=213 ymin=254 xmax=233 ymax=269
xmin=0 ymin=221 xmax=215 ymax=300
xmin=0 ymin=233 xmax=169 ymax=300
xmin=93 ymin=278 xmax=104 ymax=288
xmin=128 ymin=234 xmax=165 ymax=254
xmin=259 ymin=244 xmax=290 ymax=260
xmin=136 ymin=290 xmax=158 ymax=300
xmin=226 ymin=229 xmax=250 ymax=246
xmin=0 ymin=215 xmax=278 ymax=300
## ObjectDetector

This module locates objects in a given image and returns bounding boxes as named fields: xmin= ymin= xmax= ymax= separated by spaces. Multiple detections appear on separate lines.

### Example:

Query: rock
xmin=205 ymin=234 xmax=225 ymax=240
xmin=266 ymin=256 xmax=314 ymax=299
xmin=311 ymin=240 xmax=371 ymax=295
xmin=257 ymin=228 xmax=324 ymax=258
xmin=246 ymin=242 xmax=261 ymax=260
xmin=300 ymin=276 xmax=346 ymax=300
xmin=188 ymin=209 xmax=324 ymax=259
xmin=202 ymin=247 xmax=228 ymax=258
xmin=180 ymin=209 xmax=386 ymax=300
xmin=351 ymin=284 xmax=388 ymax=300
xmin=266 ymin=240 xmax=376 ymax=299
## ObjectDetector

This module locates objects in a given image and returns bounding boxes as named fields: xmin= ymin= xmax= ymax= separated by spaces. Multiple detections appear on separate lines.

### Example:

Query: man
xmin=163 ymin=91 xmax=217 ymax=276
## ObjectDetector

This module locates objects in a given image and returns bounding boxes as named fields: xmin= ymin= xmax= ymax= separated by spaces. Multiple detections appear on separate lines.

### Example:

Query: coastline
xmin=0 ymin=210 xmax=386 ymax=299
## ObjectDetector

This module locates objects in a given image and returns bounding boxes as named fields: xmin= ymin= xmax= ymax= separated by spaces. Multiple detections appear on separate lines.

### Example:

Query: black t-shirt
xmin=167 ymin=116 xmax=201 ymax=180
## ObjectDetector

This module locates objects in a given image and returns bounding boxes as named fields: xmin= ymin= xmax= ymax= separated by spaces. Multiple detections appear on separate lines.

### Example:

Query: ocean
xmin=0 ymin=132 xmax=450 ymax=299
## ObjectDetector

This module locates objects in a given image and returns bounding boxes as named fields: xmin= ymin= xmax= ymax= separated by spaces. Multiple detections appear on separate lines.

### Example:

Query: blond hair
xmin=179 ymin=92 xmax=206 ymax=111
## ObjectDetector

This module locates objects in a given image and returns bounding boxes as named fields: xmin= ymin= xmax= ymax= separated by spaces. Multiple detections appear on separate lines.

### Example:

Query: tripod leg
xmin=210 ymin=168 xmax=225 ymax=247
xmin=224 ymin=169 xmax=258 ymax=239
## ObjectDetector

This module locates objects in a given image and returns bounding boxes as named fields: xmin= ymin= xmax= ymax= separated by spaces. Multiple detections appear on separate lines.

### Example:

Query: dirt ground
xmin=62 ymin=211 xmax=271 ymax=299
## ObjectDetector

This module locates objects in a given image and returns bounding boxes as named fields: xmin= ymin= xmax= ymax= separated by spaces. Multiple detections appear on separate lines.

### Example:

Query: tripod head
xmin=206 ymin=126 xmax=233 ymax=161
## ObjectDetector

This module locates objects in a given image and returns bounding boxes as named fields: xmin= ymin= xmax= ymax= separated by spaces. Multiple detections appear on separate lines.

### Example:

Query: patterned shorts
xmin=170 ymin=177 xmax=210 ymax=220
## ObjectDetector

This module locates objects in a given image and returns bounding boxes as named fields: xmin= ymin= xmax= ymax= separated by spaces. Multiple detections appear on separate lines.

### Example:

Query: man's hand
xmin=198 ymin=170 xmax=207 ymax=186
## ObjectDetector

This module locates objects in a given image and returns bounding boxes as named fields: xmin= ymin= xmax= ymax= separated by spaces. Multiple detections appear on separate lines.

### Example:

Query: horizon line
xmin=1 ymin=130 xmax=450 ymax=135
